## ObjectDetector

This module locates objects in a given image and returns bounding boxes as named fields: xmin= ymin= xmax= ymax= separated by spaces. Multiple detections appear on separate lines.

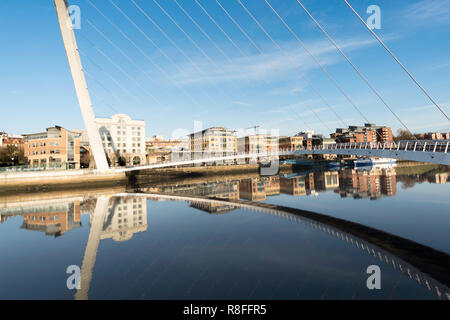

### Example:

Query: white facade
xmin=100 ymin=197 xmax=147 ymax=242
xmin=96 ymin=114 xmax=146 ymax=165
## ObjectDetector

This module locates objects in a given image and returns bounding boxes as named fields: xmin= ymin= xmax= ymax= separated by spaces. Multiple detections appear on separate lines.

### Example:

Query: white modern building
xmin=95 ymin=114 xmax=146 ymax=166
xmin=0 ymin=132 xmax=5 ymax=148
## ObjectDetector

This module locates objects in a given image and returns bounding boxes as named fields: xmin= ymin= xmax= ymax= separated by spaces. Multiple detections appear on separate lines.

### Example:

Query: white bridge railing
xmin=118 ymin=140 xmax=450 ymax=172
xmin=302 ymin=140 xmax=450 ymax=153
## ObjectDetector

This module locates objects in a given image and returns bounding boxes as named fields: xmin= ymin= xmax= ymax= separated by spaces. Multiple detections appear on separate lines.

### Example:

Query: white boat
xmin=354 ymin=158 xmax=396 ymax=167
xmin=371 ymin=158 xmax=397 ymax=165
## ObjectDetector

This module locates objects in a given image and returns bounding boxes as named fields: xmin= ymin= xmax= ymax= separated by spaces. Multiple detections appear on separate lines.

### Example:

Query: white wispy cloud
xmin=406 ymin=0 xmax=450 ymax=23
xmin=406 ymin=102 xmax=450 ymax=112
xmin=428 ymin=61 xmax=450 ymax=70
xmin=232 ymin=101 xmax=253 ymax=107
xmin=166 ymin=35 xmax=390 ymax=86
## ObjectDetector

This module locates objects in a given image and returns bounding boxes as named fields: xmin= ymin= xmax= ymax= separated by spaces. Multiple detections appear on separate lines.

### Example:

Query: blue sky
xmin=1 ymin=0 xmax=450 ymax=138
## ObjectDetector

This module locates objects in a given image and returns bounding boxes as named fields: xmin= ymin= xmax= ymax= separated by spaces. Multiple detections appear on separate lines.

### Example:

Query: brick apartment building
xmin=331 ymin=123 xmax=393 ymax=143
xmin=23 ymin=126 xmax=81 ymax=169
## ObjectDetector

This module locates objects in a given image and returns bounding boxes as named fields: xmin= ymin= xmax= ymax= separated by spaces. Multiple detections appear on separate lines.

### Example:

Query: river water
xmin=0 ymin=164 xmax=449 ymax=299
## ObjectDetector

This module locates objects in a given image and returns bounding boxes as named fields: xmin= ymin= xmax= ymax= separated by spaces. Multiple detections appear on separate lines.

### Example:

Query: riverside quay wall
xmin=0 ymin=169 xmax=128 ymax=194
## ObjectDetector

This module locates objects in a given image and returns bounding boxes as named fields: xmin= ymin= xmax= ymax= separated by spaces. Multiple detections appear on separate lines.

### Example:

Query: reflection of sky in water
xmin=263 ymin=182 xmax=450 ymax=254
xmin=0 ymin=166 xmax=448 ymax=299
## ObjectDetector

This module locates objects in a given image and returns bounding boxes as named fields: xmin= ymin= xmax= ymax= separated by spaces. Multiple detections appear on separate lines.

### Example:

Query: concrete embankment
xmin=0 ymin=170 xmax=127 ymax=195
xmin=0 ymin=163 xmax=297 ymax=195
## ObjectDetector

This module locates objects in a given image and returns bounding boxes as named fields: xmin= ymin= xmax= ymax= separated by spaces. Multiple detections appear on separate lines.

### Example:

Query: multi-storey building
xmin=278 ymin=136 xmax=304 ymax=151
xmin=332 ymin=123 xmax=393 ymax=143
xmin=189 ymin=127 xmax=237 ymax=157
xmin=376 ymin=126 xmax=393 ymax=143
xmin=145 ymin=136 xmax=188 ymax=152
xmin=0 ymin=131 xmax=6 ymax=148
xmin=238 ymin=134 xmax=278 ymax=153
xmin=96 ymin=114 xmax=146 ymax=166
xmin=1 ymin=136 xmax=24 ymax=149
xmin=237 ymin=134 xmax=278 ymax=164
xmin=23 ymin=126 xmax=81 ymax=169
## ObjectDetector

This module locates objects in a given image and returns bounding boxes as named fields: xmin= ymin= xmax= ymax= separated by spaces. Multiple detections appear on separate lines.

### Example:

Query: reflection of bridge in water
xmin=140 ymin=166 xmax=401 ymax=204
xmin=74 ymin=192 xmax=449 ymax=300
xmin=1 ymin=188 xmax=448 ymax=300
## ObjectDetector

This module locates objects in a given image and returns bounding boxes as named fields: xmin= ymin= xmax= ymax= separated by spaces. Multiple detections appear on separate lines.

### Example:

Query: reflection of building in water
xmin=428 ymin=173 xmax=448 ymax=184
xmin=190 ymin=201 xmax=237 ymax=214
xmin=305 ymin=173 xmax=316 ymax=195
xmin=280 ymin=176 xmax=306 ymax=196
xmin=325 ymin=171 xmax=340 ymax=190
xmin=0 ymin=201 xmax=81 ymax=237
xmin=380 ymin=168 xmax=397 ymax=196
xmin=313 ymin=171 xmax=340 ymax=191
xmin=337 ymin=167 xmax=397 ymax=199
xmin=263 ymin=176 xmax=280 ymax=196
xmin=187 ymin=180 xmax=241 ymax=214
xmin=239 ymin=178 xmax=267 ymax=201
xmin=155 ymin=180 xmax=240 ymax=200
xmin=238 ymin=176 xmax=280 ymax=201
xmin=21 ymin=202 xmax=81 ymax=237
xmin=100 ymin=197 xmax=147 ymax=242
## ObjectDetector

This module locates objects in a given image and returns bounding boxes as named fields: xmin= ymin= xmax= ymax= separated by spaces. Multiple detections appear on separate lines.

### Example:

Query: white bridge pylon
xmin=117 ymin=140 xmax=450 ymax=172
xmin=54 ymin=0 xmax=109 ymax=172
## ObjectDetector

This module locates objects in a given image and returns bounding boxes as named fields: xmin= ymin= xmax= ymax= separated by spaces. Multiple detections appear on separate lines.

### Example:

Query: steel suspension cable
xmin=173 ymin=0 xmax=287 ymax=116
xmin=84 ymin=76 xmax=120 ymax=114
xmin=295 ymin=0 xmax=416 ymax=138
xmin=214 ymin=0 xmax=325 ymax=132
xmin=222 ymin=0 xmax=331 ymax=133
xmin=173 ymin=0 xmax=257 ymax=93
xmin=129 ymin=0 xmax=223 ymax=105
xmin=87 ymin=0 xmax=204 ymax=112
xmin=79 ymin=32 xmax=163 ymax=107
xmin=264 ymin=0 xmax=368 ymax=124
xmin=107 ymin=0 xmax=211 ymax=111
xmin=86 ymin=19 xmax=160 ymax=88
xmin=237 ymin=0 xmax=347 ymax=128
xmin=263 ymin=0 xmax=387 ymax=142
xmin=343 ymin=0 xmax=449 ymax=122
xmin=83 ymin=69 xmax=121 ymax=113
xmin=151 ymin=0 xmax=250 ymax=101
xmin=200 ymin=0 xmax=314 ymax=131
xmin=79 ymin=50 xmax=148 ymax=108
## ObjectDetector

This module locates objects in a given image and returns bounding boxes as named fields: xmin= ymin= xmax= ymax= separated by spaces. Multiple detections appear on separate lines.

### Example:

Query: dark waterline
xmin=0 ymin=164 xmax=449 ymax=299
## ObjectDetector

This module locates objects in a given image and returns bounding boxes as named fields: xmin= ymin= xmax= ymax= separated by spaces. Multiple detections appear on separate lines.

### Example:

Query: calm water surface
xmin=0 ymin=164 xmax=449 ymax=299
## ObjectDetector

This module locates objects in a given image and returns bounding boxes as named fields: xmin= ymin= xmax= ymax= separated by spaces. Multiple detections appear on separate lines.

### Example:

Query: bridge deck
xmin=119 ymin=140 xmax=450 ymax=172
